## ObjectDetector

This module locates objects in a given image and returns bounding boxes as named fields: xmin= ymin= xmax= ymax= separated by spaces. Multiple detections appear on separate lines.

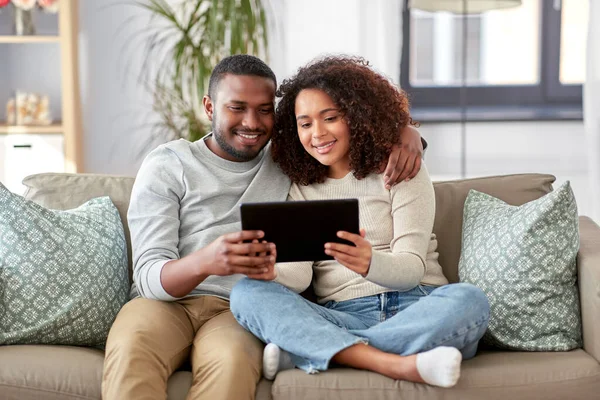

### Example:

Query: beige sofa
xmin=1 ymin=172 xmax=599 ymax=400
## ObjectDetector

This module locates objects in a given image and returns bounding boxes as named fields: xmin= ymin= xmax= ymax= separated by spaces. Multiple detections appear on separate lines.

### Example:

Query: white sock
xmin=415 ymin=346 xmax=462 ymax=388
xmin=262 ymin=343 xmax=295 ymax=380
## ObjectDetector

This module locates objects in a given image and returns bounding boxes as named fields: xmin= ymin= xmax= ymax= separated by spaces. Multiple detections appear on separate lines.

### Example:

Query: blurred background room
xmin=0 ymin=0 xmax=597 ymax=221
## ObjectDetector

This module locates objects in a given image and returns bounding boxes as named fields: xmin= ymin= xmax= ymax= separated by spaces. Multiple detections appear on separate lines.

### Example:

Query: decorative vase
xmin=14 ymin=7 xmax=36 ymax=36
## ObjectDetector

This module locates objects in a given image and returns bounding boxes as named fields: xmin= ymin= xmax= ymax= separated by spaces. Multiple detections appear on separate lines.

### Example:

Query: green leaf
xmin=128 ymin=0 xmax=269 ymax=143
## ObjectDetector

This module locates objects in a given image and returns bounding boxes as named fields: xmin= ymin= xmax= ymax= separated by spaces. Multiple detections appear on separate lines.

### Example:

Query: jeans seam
xmin=427 ymin=312 xmax=490 ymax=351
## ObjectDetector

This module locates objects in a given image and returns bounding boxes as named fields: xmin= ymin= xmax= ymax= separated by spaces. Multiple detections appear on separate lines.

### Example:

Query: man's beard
xmin=212 ymin=116 xmax=266 ymax=162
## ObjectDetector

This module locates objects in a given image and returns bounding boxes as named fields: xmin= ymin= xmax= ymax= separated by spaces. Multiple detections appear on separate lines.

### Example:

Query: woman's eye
xmin=325 ymin=115 xmax=338 ymax=122
xmin=259 ymin=109 xmax=273 ymax=114
xmin=300 ymin=123 xmax=311 ymax=129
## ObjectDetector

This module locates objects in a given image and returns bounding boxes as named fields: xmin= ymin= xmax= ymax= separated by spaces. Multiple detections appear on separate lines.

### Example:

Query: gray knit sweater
xmin=128 ymin=137 xmax=290 ymax=301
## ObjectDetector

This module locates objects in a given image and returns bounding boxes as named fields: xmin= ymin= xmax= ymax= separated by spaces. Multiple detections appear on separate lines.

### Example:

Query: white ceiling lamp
xmin=409 ymin=0 xmax=522 ymax=14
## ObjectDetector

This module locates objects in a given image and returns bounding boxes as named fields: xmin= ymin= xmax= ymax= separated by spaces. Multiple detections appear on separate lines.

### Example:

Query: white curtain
xmin=357 ymin=0 xmax=404 ymax=85
xmin=584 ymin=1 xmax=600 ymax=222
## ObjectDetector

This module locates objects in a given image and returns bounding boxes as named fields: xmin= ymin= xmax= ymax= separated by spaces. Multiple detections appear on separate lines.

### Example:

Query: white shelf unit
xmin=0 ymin=0 xmax=83 ymax=189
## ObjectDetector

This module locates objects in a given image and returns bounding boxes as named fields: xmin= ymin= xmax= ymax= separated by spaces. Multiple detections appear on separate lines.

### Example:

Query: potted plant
xmin=134 ymin=0 xmax=270 ymax=143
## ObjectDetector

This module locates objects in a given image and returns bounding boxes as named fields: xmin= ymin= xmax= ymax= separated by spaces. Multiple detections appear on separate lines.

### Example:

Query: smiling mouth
xmin=313 ymin=141 xmax=336 ymax=149
xmin=237 ymin=132 xmax=261 ymax=140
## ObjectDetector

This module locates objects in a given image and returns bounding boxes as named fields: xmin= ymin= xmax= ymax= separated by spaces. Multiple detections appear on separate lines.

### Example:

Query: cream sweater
xmin=274 ymin=164 xmax=448 ymax=304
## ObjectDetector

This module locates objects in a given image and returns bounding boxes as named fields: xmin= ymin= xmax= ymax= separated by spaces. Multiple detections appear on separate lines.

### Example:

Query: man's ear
xmin=203 ymin=95 xmax=214 ymax=121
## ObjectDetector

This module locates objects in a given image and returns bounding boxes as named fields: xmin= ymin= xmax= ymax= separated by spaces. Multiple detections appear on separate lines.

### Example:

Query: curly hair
xmin=271 ymin=55 xmax=415 ymax=185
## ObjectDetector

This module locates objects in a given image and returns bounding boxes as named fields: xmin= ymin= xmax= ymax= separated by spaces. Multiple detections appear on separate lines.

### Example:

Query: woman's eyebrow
xmin=296 ymin=108 xmax=339 ymax=121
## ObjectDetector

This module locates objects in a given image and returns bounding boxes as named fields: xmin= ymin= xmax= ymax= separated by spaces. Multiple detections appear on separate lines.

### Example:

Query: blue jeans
xmin=230 ymin=280 xmax=490 ymax=374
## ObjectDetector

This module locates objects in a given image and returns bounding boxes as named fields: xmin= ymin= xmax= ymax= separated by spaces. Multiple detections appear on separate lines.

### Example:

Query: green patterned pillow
xmin=458 ymin=182 xmax=581 ymax=351
xmin=0 ymin=183 xmax=129 ymax=347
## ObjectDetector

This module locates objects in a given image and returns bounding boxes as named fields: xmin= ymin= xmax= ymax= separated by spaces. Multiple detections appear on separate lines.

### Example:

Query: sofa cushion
xmin=271 ymin=350 xmax=600 ymax=400
xmin=0 ymin=346 xmax=248 ymax=400
xmin=0 ymin=184 xmax=129 ymax=346
xmin=22 ymin=173 xmax=136 ymax=282
xmin=0 ymin=345 xmax=104 ymax=400
xmin=459 ymin=182 xmax=581 ymax=351
xmin=432 ymin=173 xmax=555 ymax=282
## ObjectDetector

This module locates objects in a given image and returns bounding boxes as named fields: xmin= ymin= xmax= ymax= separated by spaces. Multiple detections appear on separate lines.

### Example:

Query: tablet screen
xmin=240 ymin=199 xmax=359 ymax=262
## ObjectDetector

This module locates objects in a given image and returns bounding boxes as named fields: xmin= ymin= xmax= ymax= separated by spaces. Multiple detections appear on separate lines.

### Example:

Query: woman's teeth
xmin=316 ymin=142 xmax=335 ymax=149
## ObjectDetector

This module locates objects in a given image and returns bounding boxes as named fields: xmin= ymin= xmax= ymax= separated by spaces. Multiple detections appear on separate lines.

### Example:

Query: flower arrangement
xmin=6 ymin=0 xmax=58 ymax=35
xmin=5 ymin=0 xmax=58 ymax=12
xmin=37 ymin=0 xmax=58 ymax=13
xmin=12 ymin=0 xmax=36 ymax=10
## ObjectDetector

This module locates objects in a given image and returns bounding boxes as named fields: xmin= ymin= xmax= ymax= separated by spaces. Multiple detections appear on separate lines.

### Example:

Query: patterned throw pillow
xmin=458 ymin=182 xmax=581 ymax=351
xmin=0 ymin=183 xmax=129 ymax=347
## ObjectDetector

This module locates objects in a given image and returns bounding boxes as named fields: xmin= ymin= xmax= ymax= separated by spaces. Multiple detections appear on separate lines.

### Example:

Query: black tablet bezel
xmin=240 ymin=199 xmax=359 ymax=262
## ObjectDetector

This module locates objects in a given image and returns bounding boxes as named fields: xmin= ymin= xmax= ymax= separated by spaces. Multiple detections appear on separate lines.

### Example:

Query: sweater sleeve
xmin=364 ymin=165 xmax=435 ymax=291
xmin=128 ymin=146 xmax=186 ymax=301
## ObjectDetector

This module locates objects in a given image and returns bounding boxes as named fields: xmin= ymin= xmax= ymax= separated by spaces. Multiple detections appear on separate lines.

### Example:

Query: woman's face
xmin=295 ymin=89 xmax=351 ymax=179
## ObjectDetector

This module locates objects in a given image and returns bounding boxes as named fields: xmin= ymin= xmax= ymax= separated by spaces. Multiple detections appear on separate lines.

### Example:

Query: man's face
xmin=203 ymin=74 xmax=276 ymax=162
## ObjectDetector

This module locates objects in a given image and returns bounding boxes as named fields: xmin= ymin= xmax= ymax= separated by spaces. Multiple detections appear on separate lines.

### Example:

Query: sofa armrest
xmin=578 ymin=216 xmax=600 ymax=363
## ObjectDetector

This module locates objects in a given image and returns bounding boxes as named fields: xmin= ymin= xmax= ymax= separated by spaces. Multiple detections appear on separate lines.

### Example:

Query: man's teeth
xmin=316 ymin=142 xmax=335 ymax=149
xmin=239 ymin=133 xmax=259 ymax=139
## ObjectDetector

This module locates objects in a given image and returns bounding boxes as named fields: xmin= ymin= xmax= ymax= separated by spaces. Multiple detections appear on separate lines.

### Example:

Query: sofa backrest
xmin=22 ymin=172 xmax=556 ymax=284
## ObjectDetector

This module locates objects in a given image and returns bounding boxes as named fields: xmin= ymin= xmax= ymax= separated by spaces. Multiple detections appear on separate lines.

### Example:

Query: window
xmin=401 ymin=0 xmax=588 ymax=118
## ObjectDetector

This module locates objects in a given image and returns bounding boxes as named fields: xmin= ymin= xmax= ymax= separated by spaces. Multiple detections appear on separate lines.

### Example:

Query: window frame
xmin=400 ymin=1 xmax=583 ymax=117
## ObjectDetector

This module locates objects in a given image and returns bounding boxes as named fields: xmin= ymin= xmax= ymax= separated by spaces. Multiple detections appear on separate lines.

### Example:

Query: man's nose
xmin=243 ymin=110 xmax=261 ymax=130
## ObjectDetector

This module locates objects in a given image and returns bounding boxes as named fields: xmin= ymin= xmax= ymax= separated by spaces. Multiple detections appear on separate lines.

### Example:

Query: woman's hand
xmin=325 ymin=229 xmax=372 ymax=276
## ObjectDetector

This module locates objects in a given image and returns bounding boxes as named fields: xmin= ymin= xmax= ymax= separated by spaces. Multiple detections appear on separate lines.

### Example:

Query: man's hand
xmin=246 ymin=240 xmax=278 ymax=281
xmin=160 ymin=231 xmax=276 ymax=298
xmin=381 ymin=125 xmax=423 ymax=189
xmin=324 ymin=229 xmax=372 ymax=276
xmin=201 ymin=231 xmax=275 ymax=277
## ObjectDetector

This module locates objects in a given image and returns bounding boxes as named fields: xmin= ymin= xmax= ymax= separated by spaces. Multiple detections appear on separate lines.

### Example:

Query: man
xmin=102 ymin=54 xmax=425 ymax=400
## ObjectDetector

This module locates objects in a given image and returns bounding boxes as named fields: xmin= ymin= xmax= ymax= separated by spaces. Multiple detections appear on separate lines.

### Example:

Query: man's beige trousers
xmin=102 ymin=295 xmax=263 ymax=400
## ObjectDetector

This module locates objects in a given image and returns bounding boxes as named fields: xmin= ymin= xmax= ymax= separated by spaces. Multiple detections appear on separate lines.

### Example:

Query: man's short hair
xmin=208 ymin=54 xmax=277 ymax=99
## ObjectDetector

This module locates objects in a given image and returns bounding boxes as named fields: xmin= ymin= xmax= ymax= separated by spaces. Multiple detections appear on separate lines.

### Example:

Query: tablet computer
xmin=240 ymin=199 xmax=359 ymax=262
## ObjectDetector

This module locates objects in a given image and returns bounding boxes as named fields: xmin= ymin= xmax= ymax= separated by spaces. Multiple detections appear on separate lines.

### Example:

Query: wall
xmin=79 ymin=0 xmax=156 ymax=176
xmin=421 ymin=121 xmax=591 ymax=216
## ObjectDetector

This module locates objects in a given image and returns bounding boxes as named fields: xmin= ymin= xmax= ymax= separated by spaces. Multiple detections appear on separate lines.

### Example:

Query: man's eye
xmin=229 ymin=106 xmax=243 ymax=112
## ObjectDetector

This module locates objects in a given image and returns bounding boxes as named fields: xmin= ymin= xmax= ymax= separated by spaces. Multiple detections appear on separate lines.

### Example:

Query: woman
xmin=230 ymin=56 xmax=489 ymax=388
